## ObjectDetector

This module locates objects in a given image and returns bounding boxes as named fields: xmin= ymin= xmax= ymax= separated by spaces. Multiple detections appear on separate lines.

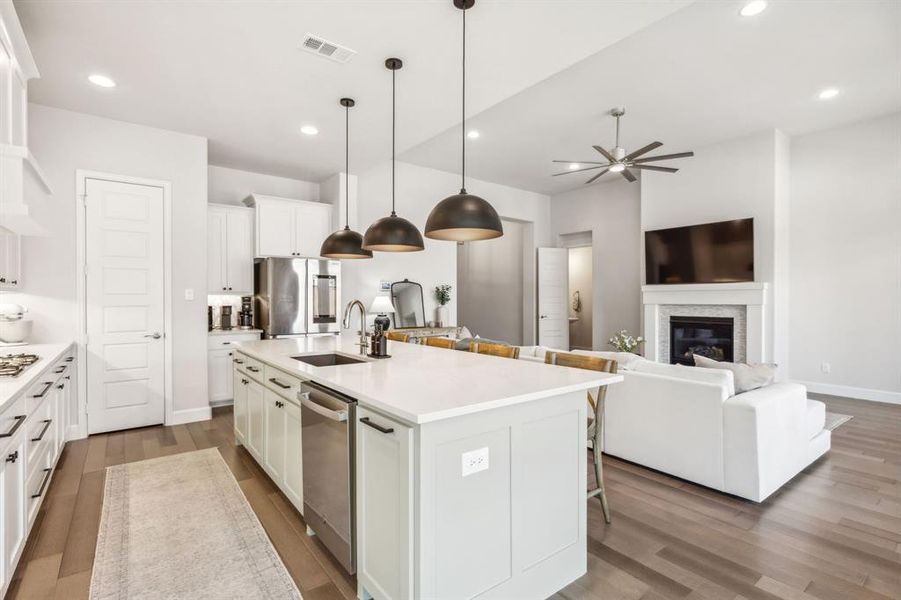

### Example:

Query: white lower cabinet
xmin=356 ymin=407 xmax=413 ymax=600
xmin=245 ymin=378 xmax=266 ymax=459
xmin=233 ymin=370 xmax=248 ymax=443
xmin=233 ymin=353 xmax=304 ymax=514
xmin=263 ymin=390 xmax=286 ymax=477
xmin=208 ymin=333 xmax=261 ymax=404
xmin=1 ymin=434 xmax=25 ymax=588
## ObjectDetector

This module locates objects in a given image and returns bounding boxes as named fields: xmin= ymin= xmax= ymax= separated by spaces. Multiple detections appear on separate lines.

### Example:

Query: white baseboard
xmin=169 ymin=406 xmax=213 ymax=425
xmin=209 ymin=399 xmax=234 ymax=408
xmin=796 ymin=380 xmax=901 ymax=405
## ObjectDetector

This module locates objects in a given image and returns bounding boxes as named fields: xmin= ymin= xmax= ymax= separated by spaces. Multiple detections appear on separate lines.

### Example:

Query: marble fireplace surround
xmin=642 ymin=283 xmax=768 ymax=364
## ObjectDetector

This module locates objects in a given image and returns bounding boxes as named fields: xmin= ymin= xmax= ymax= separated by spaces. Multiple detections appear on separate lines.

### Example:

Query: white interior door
xmin=85 ymin=177 xmax=165 ymax=434
xmin=537 ymin=247 xmax=569 ymax=350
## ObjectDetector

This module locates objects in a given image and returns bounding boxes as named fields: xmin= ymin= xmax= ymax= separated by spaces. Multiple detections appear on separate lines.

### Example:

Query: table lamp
xmin=369 ymin=294 xmax=395 ymax=331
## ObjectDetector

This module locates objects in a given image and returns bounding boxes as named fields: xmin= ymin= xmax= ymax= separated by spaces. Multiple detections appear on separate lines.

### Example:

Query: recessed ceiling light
xmin=568 ymin=163 xmax=580 ymax=170
xmin=818 ymin=88 xmax=840 ymax=100
xmin=739 ymin=1 xmax=767 ymax=17
xmin=88 ymin=74 xmax=116 ymax=88
xmin=467 ymin=130 xmax=480 ymax=139
xmin=300 ymin=125 xmax=319 ymax=136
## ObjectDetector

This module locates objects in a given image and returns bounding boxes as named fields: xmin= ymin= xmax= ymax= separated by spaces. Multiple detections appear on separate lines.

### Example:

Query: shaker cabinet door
xmin=263 ymin=390 xmax=286 ymax=481
xmin=233 ymin=369 xmax=248 ymax=444
xmin=207 ymin=208 xmax=227 ymax=293
xmin=208 ymin=349 xmax=233 ymax=402
xmin=281 ymin=400 xmax=303 ymax=512
xmin=246 ymin=380 xmax=266 ymax=460
xmin=256 ymin=200 xmax=296 ymax=258
xmin=226 ymin=209 xmax=254 ymax=293
xmin=294 ymin=203 xmax=331 ymax=259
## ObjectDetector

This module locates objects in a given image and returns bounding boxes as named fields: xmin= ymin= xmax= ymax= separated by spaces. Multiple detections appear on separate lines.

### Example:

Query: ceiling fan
xmin=552 ymin=108 xmax=694 ymax=184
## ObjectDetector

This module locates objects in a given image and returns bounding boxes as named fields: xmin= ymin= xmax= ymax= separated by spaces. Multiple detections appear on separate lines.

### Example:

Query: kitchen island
xmin=232 ymin=335 xmax=621 ymax=600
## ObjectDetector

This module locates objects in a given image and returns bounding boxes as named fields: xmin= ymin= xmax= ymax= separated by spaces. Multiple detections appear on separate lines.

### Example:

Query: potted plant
xmin=609 ymin=329 xmax=644 ymax=354
xmin=434 ymin=284 xmax=452 ymax=327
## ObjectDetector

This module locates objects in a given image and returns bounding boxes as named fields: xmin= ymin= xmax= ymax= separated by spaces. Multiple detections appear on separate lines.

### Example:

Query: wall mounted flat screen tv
xmin=645 ymin=218 xmax=754 ymax=284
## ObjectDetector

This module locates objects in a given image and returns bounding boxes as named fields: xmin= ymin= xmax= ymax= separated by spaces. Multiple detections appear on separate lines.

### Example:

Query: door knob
xmin=143 ymin=332 xmax=162 ymax=339
xmin=540 ymin=315 xmax=549 ymax=319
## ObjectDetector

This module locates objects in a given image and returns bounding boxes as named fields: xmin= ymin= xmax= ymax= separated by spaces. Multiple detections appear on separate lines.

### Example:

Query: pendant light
xmin=424 ymin=0 xmax=503 ymax=242
xmin=362 ymin=58 xmax=425 ymax=253
xmin=320 ymin=98 xmax=373 ymax=260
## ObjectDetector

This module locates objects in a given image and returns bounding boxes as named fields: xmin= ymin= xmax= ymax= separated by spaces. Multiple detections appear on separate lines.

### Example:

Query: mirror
xmin=391 ymin=279 xmax=425 ymax=328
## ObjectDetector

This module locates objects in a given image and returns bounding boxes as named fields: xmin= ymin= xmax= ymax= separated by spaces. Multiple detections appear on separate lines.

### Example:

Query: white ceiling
xmin=402 ymin=0 xmax=901 ymax=194
xmin=14 ymin=0 xmax=690 ymax=182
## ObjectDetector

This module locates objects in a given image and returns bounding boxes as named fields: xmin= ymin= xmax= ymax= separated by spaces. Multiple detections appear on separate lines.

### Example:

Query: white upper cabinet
xmin=0 ymin=2 xmax=52 ymax=237
xmin=244 ymin=194 xmax=332 ymax=259
xmin=207 ymin=204 xmax=254 ymax=294
xmin=0 ymin=228 xmax=21 ymax=289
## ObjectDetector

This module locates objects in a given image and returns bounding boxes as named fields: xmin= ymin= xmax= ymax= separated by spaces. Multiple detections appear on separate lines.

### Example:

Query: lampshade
xmin=369 ymin=294 xmax=395 ymax=314
xmin=424 ymin=190 xmax=503 ymax=241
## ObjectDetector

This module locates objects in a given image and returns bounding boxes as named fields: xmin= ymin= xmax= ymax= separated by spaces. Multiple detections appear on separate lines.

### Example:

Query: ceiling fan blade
xmin=633 ymin=151 xmax=694 ymax=164
xmin=629 ymin=164 xmax=678 ymax=173
xmin=621 ymin=169 xmax=637 ymax=183
xmin=553 ymin=166 xmax=601 ymax=177
xmin=592 ymin=145 xmax=616 ymax=162
xmin=584 ymin=168 xmax=610 ymax=184
xmin=624 ymin=141 xmax=662 ymax=161
xmin=552 ymin=160 xmax=607 ymax=165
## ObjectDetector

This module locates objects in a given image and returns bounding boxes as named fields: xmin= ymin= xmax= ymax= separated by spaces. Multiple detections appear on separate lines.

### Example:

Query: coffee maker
xmin=219 ymin=305 xmax=233 ymax=330
xmin=239 ymin=296 xmax=253 ymax=329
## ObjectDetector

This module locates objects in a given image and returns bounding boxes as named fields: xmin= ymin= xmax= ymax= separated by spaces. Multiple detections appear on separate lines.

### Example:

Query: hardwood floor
xmin=7 ymin=395 xmax=901 ymax=600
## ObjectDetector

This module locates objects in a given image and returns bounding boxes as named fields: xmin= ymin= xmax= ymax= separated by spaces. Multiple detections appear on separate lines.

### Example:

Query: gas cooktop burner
xmin=0 ymin=353 xmax=40 ymax=378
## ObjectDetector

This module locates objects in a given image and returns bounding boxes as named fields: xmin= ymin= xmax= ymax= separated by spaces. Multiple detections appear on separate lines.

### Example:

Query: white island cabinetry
xmin=231 ymin=336 xmax=621 ymax=600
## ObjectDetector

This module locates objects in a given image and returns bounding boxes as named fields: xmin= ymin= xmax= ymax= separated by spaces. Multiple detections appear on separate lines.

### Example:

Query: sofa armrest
xmin=723 ymin=382 xmax=808 ymax=501
xmin=605 ymin=371 xmax=730 ymax=490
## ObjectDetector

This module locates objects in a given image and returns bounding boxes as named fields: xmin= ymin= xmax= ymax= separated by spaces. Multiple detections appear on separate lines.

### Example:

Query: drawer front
xmin=208 ymin=333 xmax=261 ymax=350
xmin=0 ymin=394 xmax=27 ymax=455
xmin=26 ymin=377 xmax=56 ymax=413
xmin=26 ymin=447 xmax=53 ymax=524
xmin=263 ymin=365 xmax=302 ymax=401
xmin=240 ymin=355 xmax=265 ymax=380
xmin=27 ymin=425 xmax=52 ymax=482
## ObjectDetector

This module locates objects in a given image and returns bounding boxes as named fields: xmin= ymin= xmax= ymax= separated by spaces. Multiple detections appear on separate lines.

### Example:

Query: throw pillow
xmin=692 ymin=355 xmax=777 ymax=394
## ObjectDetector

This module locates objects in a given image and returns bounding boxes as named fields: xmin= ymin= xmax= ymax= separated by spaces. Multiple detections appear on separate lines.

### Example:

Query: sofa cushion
xmin=805 ymin=399 xmax=826 ymax=440
xmin=632 ymin=360 xmax=735 ymax=398
xmin=693 ymin=355 xmax=777 ymax=394
xmin=571 ymin=350 xmax=645 ymax=371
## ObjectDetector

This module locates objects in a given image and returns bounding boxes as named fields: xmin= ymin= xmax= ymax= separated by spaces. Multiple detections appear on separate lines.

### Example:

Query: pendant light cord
xmin=345 ymin=103 xmax=350 ymax=228
xmin=461 ymin=6 xmax=466 ymax=193
xmin=391 ymin=67 xmax=397 ymax=216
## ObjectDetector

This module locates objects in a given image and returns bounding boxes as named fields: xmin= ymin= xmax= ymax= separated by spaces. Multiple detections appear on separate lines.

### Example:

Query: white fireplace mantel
xmin=642 ymin=282 xmax=769 ymax=364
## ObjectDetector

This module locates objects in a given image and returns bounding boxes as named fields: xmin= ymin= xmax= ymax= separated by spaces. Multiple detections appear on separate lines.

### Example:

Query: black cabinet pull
xmin=223 ymin=341 xmax=231 ymax=345
xmin=57 ymin=384 xmax=65 ymax=390
xmin=269 ymin=378 xmax=291 ymax=390
xmin=360 ymin=417 xmax=394 ymax=434
xmin=31 ymin=419 xmax=52 ymax=442
xmin=31 ymin=468 xmax=52 ymax=499
xmin=31 ymin=381 xmax=53 ymax=398
xmin=233 ymin=358 xmax=244 ymax=364
xmin=54 ymin=366 xmax=65 ymax=374
xmin=0 ymin=415 xmax=26 ymax=438
xmin=247 ymin=366 xmax=260 ymax=373
xmin=65 ymin=375 xmax=71 ymax=380
xmin=6 ymin=450 xmax=18 ymax=463
xmin=65 ymin=356 xmax=74 ymax=362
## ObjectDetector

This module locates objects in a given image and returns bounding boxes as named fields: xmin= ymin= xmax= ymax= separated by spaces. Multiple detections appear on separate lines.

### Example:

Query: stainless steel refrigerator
xmin=254 ymin=258 xmax=341 ymax=338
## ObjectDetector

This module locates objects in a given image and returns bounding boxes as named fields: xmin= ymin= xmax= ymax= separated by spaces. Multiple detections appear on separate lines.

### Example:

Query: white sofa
xmin=518 ymin=346 xmax=831 ymax=502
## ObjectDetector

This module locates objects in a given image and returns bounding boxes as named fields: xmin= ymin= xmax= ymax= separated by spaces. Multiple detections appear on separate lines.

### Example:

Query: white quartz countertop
xmin=209 ymin=328 xmax=263 ymax=336
xmin=0 ymin=342 xmax=75 ymax=413
xmin=233 ymin=335 xmax=621 ymax=424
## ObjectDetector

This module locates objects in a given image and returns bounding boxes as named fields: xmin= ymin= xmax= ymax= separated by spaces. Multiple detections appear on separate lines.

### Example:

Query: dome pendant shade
xmin=362 ymin=212 xmax=424 ymax=252
xmin=321 ymin=96 xmax=372 ymax=260
xmin=424 ymin=189 xmax=503 ymax=241
xmin=320 ymin=226 xmax=373 ymax=259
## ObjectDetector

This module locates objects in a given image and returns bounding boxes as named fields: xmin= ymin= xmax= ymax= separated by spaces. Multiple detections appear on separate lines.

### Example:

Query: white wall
xmin=640 ymin=130 xmax=789 ymax=371
xmin=342 ymin=161 xmax=550 ymax=342
xmin=5 ymin=104 xmax=210 ymax=422
xmin=457 ymin=218 xmax=526 ymax=344
xmin=208 ymin=164 xmax=318 ymax=206
xmin=789 ymin=112 xmax=901 ymax=402
xmin=550 ymin=178 xmax=642 ymax=350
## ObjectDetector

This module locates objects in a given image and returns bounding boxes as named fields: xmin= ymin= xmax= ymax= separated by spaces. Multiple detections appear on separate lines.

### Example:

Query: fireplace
xmin=669 ymin=316 xmax=734 ymax=365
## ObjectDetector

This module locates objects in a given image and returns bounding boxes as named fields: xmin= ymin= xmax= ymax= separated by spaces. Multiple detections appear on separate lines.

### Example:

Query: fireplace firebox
xmin=669 ymin=316 xmax=734 ymax=365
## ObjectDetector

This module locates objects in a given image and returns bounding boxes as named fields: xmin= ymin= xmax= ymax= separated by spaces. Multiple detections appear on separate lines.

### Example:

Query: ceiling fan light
xmin=609 ymin=163 xmax=626 ymax=173
xmin=425 ymin=191 xmax=503 ymax=241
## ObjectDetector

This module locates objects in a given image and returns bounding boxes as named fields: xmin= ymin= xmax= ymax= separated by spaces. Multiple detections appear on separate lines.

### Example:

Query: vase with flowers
xmin=434 ymin=284 xmax=452 ymax=327
xmin=609 ymin=329 xmax=644 ymax=354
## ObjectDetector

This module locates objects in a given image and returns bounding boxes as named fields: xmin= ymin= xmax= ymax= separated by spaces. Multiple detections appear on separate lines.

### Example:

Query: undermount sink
xmin=291 ymin=353 xmax=366 ymax=367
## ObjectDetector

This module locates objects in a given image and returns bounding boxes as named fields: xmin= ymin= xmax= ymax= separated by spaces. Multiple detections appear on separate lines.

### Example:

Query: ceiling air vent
xmin=300 ymin=33 xmax=356 ymax=64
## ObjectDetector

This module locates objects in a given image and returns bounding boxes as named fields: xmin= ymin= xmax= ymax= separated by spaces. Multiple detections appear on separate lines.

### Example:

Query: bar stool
xmin=469 ymin=341 xmax=520 ymax=359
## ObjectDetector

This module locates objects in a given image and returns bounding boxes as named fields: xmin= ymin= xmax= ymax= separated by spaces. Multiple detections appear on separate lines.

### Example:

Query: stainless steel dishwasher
xmin=299 ymin=381 xmax=357 ymax=574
